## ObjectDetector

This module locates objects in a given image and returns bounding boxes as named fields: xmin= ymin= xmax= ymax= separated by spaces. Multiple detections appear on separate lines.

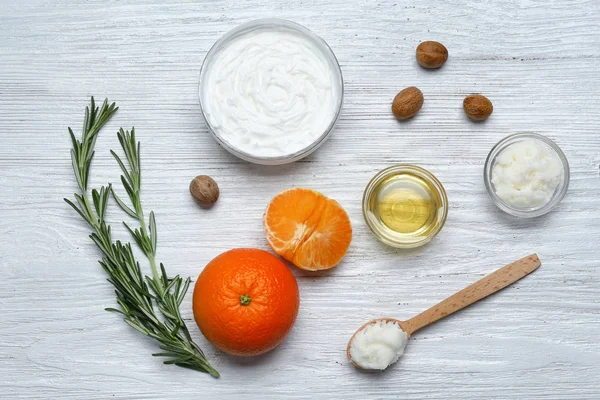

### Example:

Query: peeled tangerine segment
xmin=264 ymin=188 xmax=352 ymax=271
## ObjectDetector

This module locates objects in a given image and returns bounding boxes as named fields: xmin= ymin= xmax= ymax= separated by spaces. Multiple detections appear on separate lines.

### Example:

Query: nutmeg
xmin=190 ymin=175 xmax=219 ymax=207
xmin=416 ymin=41 xmax=448 ymax=69
xmin=392 ymin=87 xmax=424 ymax=120
xmin=463 ymin=94 xmax=493 ymax=121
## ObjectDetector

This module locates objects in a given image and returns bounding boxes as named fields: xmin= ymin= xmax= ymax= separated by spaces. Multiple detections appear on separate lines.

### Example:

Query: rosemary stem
xmin=65 ymin=98 xmax=218 ymax=376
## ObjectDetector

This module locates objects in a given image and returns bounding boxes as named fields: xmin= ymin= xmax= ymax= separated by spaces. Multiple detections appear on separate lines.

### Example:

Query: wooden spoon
xmin=347 ymin=254 xmax=541 ymax=368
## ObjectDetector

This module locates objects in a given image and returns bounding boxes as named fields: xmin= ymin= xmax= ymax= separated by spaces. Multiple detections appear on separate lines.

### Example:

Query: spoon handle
xmin=401 ymin=254 xmax=541 ymax=337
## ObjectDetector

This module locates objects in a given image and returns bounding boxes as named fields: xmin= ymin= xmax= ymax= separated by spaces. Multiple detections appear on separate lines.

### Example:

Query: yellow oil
xmin=366 ymin=172 xmax=443 ymax=239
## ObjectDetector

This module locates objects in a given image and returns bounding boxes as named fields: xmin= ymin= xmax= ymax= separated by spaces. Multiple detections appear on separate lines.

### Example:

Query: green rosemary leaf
xmin=117 ymin=128 xmax=127 ymax=155
xmin=83 ymin=104 xmax=90 ymax=138
xmin=159 ymin=343 xmax=187 ymax=353
xmin=126 ymin=128 xmax=137 ymax=167
xmin=83 ymin=150 xmax=95 ymax=190
xmin=145 ymin=276 xmax=162 ymax=298
xmin=110 ymin=150 xmax=132 ymax=184
xmin=149 ymin=211 xmax=157 ymax=254
xmin=105 ymin=307 xmax=125 ymax=315
xmin=73 ymin=193 xmax=90 ymax=221
xmin=160 ymin=263 xmax=169 ymax=287
xmin=152 ymin=352 xmax=180 ymax=358
xmin=98 ymin=185 xmax=110 ymax=221
xmin=123 ymin=222 xmax=145 ymax=253
xmin=136 ymin=140 xmax=141 ymax=185
xmin=70 ymin=149 xmax=83 ymax=191
xmin=68 ymin=128 xmax=79 ymax=153
xmin=120 ymin=175 xmax=136 ymax=201
xmin=169 ymin=320 xmax=182 ymax=336
xmin=163 ymin=276 xmax=178 ymax=294
xmin=89 ymin=98 xmax=97 ymax=128
xmin=92 ymin=188 xmax=101 ymax=217
xmin=111 ymin=187 xmax=137 ymax=218
xmin=178 ymin=278 xmax=191 ymax=306
xmin=89 ymin=233 xmax=111 ymax=257
xmin=162 ymin=359 xmax=182 ymax=365
xmin=124 ymin=318 xmax=151 ymax=335
xmin=64 ymin=198 xmax=89 ymax=224
xmin=170 ymin=276 xmax=182 ymax=298
xmin=159 ymin=307 xmax=178 ymax=321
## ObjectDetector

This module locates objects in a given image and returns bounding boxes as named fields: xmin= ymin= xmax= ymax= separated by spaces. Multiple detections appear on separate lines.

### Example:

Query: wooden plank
xmin=1 ymin=0 xmax=599 ymax=399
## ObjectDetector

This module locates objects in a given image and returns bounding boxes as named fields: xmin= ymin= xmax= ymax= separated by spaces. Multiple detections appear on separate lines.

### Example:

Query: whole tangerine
xmin=192 ymin=248 xmax=300 ymax=356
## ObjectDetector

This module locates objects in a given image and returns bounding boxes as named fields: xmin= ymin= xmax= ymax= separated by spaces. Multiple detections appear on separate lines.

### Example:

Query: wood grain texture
xmin=1 ymin=0 xmax=599 ymax=399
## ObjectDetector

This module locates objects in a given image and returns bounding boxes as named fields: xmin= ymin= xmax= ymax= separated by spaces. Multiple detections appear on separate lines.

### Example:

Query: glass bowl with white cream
xmin=484 ymin=133 xmax=570 ymax=218
xmin=198 ymin=19 xmax=344 ymax=165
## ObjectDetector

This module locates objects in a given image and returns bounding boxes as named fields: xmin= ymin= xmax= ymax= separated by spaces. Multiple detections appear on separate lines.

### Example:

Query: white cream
xmin=491 ymin=139 xmax=563 ymax=208
xmin=201 ymin=27 xmax=341 ymax=158
xmin=349 ymin=320 xmax=408 ymax=370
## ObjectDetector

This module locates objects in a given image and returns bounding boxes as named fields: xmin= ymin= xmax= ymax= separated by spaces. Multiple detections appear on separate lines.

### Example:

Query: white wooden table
xmin=1 ymin=1 xmax=599 ymax=399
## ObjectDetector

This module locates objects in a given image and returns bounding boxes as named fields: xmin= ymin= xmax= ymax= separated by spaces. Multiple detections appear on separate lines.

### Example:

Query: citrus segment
xmin=264 ymin=188 xmax=352 ymax=271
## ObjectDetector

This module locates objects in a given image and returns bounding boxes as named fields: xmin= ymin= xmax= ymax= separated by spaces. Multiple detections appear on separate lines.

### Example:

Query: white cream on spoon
xmin=348 ymin=319 xmax=408 ymax=370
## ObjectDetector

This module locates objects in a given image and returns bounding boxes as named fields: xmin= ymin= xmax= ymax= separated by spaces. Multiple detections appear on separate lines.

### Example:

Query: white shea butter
xmin=201 ymin=27 xmax=341 ymax=158
xmin=349 ymin=320 xmax=408 ymax=370
xmin=491 ymin=139 xmax=563 ymax=208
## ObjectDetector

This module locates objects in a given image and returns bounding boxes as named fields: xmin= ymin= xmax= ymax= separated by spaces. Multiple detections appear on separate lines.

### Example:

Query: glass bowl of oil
xmin=362 ymin=165 xmax=448 ymax=248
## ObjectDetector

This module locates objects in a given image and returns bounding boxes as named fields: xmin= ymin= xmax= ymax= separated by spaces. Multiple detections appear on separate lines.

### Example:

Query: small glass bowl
xmin=484 ymin=133 xmax=570 ymax=218
xmin=362 ymin=165 xmax=449 ymax=248
xmin=198 ymin=19 xmax=344 ymax=165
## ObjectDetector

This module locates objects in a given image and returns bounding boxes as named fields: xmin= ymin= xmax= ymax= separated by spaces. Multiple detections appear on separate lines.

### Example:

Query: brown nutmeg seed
xmin=190 ymin=175 xmax=219 ymax=207
xmin=416 ymin=41 xmax=448 ymax=69
xmin=392 ymin=86 xmax=424 ymax=120
xmin=463 ymin=94 xmax=493 ymax=121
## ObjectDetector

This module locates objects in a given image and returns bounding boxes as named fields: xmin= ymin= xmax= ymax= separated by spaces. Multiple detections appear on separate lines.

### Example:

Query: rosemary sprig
xmin=64 ymin=97 xmax=219 ymax=377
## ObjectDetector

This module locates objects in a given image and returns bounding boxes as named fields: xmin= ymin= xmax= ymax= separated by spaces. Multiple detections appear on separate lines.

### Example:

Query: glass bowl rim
xmin=362 ymin=164 xmax=449 ymax=248
xmin=197 ymin=18 xmax=344 ymax=165
xmin=483 ymin=132 xmax=570 ymax=218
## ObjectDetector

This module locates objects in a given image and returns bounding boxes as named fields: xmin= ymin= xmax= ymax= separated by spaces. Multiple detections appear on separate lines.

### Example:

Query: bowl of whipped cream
xmin=484 ymin=132 xmax=570 ymax=218
xmin=199 ymin=19 xmax=344 ymax=165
